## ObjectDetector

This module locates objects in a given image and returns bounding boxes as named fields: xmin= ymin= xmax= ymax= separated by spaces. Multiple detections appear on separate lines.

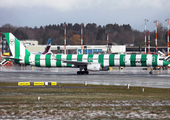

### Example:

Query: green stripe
xmin=35 ymin=55 xmax=41 ymax=67
xmin=141 ymin=54 xmax=147 ymax=66
xmin=4 ymin=33 xmax=10 ymax=47
xmin=24 ymin=56 xmax=30 ymax=65
xmin=56 ymin=54 xmax=62 ymax=67
xmin=14 ymin=60 xmax=20 ymax=64
xmin=130 ymin=54 xmax=136 ymax=66
xmin=98 ymin=54 xmax=104 ymax=67
xmin=109 ymin=54 xmax=115 ymax=66
xmin=120 ymin=54 xmax=125 ymax=66
xmin=77 ymin=54 xmax=83 ymax=61
xmin=88 ymin=54 xmax=93 ymax=62
xmin=45 ymin=54 xmax=51 ymax=67
xmin=15 ymin=38 xmax=20 ymax=59
xmin=163 ymin=60 xmax=169 ymax=66
xmin=14 ymin=37 xmax=20 ymax=64
xmin=152 ymin=55 xmax=157 ymax=67
xmin=24 ymin=49 xmax=31 ymax=65
xmin=66 ymin=54 xmax=72 ymax=67
xmin=25 ymin=49 xmax=30 ymax=56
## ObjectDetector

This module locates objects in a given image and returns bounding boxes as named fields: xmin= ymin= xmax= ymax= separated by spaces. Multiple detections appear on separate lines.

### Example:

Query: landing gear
xmin=77 ymin=71 xmax=89 ymax=75
xmin=149 ymin=68 xmax=153 ymax=74
xmin=77 ymin=67 xmax=89 ymax=75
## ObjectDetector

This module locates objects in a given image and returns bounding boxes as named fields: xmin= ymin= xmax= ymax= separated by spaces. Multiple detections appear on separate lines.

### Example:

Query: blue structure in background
xmin=78 ymin=49 xmax=102 ymax=54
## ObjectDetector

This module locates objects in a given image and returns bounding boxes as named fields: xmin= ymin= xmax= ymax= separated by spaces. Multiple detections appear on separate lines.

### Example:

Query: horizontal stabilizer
xmin=165 ymin=55 xmax=170 ymax=62
xmin=0 ymin=59 xmax=8 ymax=66
xmin=158 ymin=51 xmax=165 ymax=57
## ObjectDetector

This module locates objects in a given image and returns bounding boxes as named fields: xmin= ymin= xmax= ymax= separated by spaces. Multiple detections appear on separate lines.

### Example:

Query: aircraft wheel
xmin=77 ymin=71 xmax=80 ymax=74
xmin=81 ymin=71 xmax=86 ymax=74
xmin=77 ymin=71 xmax=89 ymax=75
xmin=85 ymin=71 xmax=89 ymax=74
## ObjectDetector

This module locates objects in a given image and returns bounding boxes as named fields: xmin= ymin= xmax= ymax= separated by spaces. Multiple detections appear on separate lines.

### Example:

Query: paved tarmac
xmin=0 ymin=66 xmax=170 ymax=88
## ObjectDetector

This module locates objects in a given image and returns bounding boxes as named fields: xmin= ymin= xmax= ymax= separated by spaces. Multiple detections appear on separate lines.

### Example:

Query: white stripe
xmin=19 ymin=43 xmax=25 ymax=64
xmin=9 ymin=33 xmax=15 ymax=57
xmin=72 ymin=54 xmax=77 ymax=67
xmin=136 ymin=54 xmax=141 ymax=66
xmin=61 ymin=54 xmax=67 ymax=67
xmin=104 ymin=54 xmax=109 ymax=67
xmin=30 ymin=55 xmax=35 ymax=66
xmin=93 ymin=54 xmax=99 ymax=63
xmin=114 ymin=54 xmax=120 ymax=66
xmin=72 ymin=54 xmax=77 ymax=61
xmin=125 ymin=54 xmax=131 ymax=66
xmin=157 ymin=56 xmax=163 ymax=66
xmin=51 ymin=55 xmax=56 ymax=67
xmin=40 ymin=55 xmax=46 ymax=67
xmin=82 ymin=54 xmax=88 ymax=62
xmin=20 ymin=42 xmax=25 ymax=57
xmin=147 ymin=54 xmax=152 ymax=66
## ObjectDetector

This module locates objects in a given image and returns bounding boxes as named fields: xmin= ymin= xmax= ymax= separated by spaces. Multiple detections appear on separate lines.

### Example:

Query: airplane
xmin=0 ymin=38 xmax=52 ymax=66
xmin=1 ymin=32 xmax=169 ymax=74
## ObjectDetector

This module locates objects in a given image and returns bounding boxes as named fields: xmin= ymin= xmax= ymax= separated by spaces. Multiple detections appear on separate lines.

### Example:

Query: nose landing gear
xmin=149 ymin=68 xmax=153 ymax=74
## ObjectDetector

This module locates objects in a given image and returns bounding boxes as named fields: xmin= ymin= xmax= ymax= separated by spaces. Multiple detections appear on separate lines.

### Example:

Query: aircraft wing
xmin=2 ymin=56 xmax=22 ymax=61
xmin=56 ymin=59 xmax=90 ymax=66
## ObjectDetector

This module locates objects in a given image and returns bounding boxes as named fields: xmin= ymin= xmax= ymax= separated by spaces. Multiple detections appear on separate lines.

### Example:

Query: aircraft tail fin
xmin=47 ymin=38 xmax=51 ymax=45
xmin=3 ymin=33 xmax=31 ymax=62
xmin=42 ymin=38 xmax=52 ymax=55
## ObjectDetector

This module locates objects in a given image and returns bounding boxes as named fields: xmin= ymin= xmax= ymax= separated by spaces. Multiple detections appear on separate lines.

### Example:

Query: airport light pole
xmin=64 ymin=23 xmax=66 ymax=54
xmin=144 ymin=19 xmax=148 ymax=54
xmin=148 ymin=31 xmax=150 ymax=54
xmin=81 ymin=23 xmax=83 ymax=54
xmin=107 ymin=31 xmax=109 ymax=54
xmin=154 ymin=20 xmax=158 ymax=53
xmin=165 ymin=19 xmax=169 ymax=56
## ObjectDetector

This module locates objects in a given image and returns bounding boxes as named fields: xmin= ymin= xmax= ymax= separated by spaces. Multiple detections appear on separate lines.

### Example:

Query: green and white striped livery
xmin=3 ymin=33 xmax=169 ymax=74
xmin=27 ymin=54 xmax=167 ymax=67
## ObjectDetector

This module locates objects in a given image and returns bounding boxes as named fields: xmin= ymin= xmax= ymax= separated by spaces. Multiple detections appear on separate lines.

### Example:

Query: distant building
xmin=20 ymin=40 xmax=38 ymax=47
xmin=26 ymin=45 xmax=126 ymax=54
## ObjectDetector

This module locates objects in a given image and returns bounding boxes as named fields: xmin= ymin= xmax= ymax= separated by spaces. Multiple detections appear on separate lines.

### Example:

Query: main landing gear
xmin=149 ymin=68 xmax=153 ymax=74
xmin=77 ymin=71 xmax=89 ymax=74
xmin=77 ymin=67 xmax=89 ymax=75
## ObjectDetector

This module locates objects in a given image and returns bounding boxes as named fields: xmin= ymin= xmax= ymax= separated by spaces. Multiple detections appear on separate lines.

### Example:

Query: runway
xmin=0 ymin=66 xmax=170 ymax=88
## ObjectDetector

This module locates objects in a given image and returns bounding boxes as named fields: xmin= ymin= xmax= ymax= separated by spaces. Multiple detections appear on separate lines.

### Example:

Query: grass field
xmin=0 ymin=82 xmax=170 ymax=119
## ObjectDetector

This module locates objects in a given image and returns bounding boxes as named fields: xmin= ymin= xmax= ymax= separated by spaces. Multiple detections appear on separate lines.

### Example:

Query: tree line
xmin=0 ymin=23 xmax=169 ymax=46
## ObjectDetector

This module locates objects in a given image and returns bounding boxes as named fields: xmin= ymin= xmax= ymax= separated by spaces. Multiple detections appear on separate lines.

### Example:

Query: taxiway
xmin=0 ymin=66 xmax=170 ymax=88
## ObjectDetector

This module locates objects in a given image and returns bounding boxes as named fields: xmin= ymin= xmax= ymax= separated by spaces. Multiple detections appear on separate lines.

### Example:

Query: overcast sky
xmin=0 ymin=0 xmax=170 ymax=31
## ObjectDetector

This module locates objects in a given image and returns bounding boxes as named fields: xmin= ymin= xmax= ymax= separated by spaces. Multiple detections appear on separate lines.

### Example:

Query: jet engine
xmin=87 ymin=63 xmax=101 ymax=71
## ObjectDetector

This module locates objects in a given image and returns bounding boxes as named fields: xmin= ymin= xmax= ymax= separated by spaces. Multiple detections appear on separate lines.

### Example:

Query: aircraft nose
xmin=163 ymin=60 xmax=169 ymax=66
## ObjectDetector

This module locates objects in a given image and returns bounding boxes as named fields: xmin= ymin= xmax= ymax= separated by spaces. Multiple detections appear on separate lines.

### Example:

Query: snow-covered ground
xmin=0 ymin=100 xmax=170 ymax=119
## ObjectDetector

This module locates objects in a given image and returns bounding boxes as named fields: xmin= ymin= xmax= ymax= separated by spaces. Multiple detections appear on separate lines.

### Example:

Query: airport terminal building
xmin=25 ymin=42 xmax=126 ymax=54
